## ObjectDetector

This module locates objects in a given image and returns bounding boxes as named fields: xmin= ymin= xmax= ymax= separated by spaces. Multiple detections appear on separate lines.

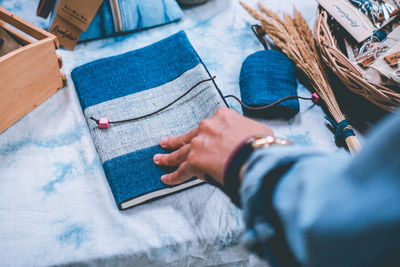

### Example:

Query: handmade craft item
xmin=48 ymin=0 xmax=103 ymax=49
xmin=238 ymin=50 xmax=302 ymax=119
xmin=352 ymin=20 xmax=400 ymax=70
xmin=315 ymin=8 xmax=400 ymax=111
xmin=46 ymin=0 xmax=183 ymax=49
xmin=348 ymin=0 xmax=399 ymax=26
xmin=240 ymin=1 xmax=361 ymax=155
xmin=72 ymin=31 xmax=227 ymax=209
xmin=384 ymin=51 xmax=400 ymax=67
xmin=79 ymin=0 xmax=183 ymax=42
xmin=318 ymin=0 xmax=399 ymax=43
xmin=370 ymin=42 xmax=400 ymax=81
xmin=391 ymin=60 xmax=400 ymax=83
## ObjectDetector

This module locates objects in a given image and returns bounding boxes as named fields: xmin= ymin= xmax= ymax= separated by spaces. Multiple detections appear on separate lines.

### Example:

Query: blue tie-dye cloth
xmin=50 ymin=0 xmax=183 ymax=42
xmin=0 ymin=0 xmax=345 ymax=266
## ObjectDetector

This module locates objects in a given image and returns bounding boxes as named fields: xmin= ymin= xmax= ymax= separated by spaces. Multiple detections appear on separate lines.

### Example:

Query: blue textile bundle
xmin=51 ymin=0 xmax=183 ymax=42
xmin=72 ymin=31 xmax=226 ymax=209
xmin=239 ymin=50 xmax=299 ymax=119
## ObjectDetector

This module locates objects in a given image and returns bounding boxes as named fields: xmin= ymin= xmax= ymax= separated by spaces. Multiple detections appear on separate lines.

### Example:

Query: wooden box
xmin=0 ymin=7 xmax=66 ymax=134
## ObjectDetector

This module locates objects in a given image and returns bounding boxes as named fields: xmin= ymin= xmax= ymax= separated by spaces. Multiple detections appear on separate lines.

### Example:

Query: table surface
xmin=0 ymin=0 xmax=348 ymax=266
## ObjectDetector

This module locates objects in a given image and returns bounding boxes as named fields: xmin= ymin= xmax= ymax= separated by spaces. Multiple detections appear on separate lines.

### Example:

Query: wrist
xmin=223 ymin=135 xmax=293 ymax=207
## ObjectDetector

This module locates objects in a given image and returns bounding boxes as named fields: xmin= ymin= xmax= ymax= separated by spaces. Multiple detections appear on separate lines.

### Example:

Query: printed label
xmin=318 ymin=0 xmax=375 ymax=43
xmin=49 ymin=15 xmax=82 ymax=50
xmin=56 ymin=0 xmax=103 ymax=31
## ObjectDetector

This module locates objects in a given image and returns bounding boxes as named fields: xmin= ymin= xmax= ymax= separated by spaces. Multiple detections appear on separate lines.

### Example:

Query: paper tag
xmin=384 ymin=51 xmax=400 ymax=66
xmin=49 ymin=15 xmax=82 ymax=50
xmin=318 ymin=0 xmax=376 ymax=43
xmin=370 ymin=42 xmax=400 ymax=81
xmin=358 ymin=53 xmax=377 ymax=68
xmin=56 ymin=0 xmax=103 ymax=32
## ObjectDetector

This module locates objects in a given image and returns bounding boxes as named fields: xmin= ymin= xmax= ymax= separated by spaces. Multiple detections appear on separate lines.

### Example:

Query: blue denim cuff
xmin=240 ymin=146 xmax=323 ymax=265
xmin=242 ymin=161 xmax=300 ymax=266
xmin=222 ymin=137 xmax=255 ymax=207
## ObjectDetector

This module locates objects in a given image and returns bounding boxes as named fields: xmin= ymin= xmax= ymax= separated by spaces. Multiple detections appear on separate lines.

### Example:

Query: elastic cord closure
xmin=91 ymin=75 xmax=316 ymax=129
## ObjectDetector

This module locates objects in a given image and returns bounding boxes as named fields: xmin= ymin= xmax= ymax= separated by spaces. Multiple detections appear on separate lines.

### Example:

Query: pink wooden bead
xmin=99 ymin=117 xmax=109 ymax=129
xmin=312 ymin=92 xmax=320 ymax=104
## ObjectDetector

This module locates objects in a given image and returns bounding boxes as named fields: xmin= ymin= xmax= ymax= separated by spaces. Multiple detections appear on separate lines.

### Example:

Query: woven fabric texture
xmin=239 ymin=50 xmax=299 ymax=119
xmin=103 ymin=145 xmax=178 ymax=206
xmin=72 ymin=31 xmax=226 ymax=209
xmin=72 ymin=31 xmax=201 ymax=110
xmin=85 ymin=64 xmax=223 ymax=163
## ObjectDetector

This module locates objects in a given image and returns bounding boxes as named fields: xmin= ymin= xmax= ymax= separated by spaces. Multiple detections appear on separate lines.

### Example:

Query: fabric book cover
xmin=71 ymin=31 xmax=227 ymax=209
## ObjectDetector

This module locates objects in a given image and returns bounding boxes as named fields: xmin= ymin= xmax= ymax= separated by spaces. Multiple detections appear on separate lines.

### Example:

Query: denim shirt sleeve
xmin=239 ymin=111 xmax=400 ymax=267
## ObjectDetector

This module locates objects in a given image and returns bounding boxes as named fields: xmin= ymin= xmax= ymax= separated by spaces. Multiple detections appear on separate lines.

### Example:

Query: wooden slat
xmin=0 ymin=19 xmax=34 ymax=45
xmin=57 ymin=54 xmax=63 ymax=68
xmin=0 ymin=7 xmax=59 ymax=48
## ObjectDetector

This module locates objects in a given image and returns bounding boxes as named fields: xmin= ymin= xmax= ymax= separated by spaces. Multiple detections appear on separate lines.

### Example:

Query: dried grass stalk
xmin=240 ymin=1 xmax=361 ymax=155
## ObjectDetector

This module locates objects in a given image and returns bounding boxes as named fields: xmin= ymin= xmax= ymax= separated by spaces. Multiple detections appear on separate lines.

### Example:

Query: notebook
xmin=71 ymin=31 xmax=227 ymax=209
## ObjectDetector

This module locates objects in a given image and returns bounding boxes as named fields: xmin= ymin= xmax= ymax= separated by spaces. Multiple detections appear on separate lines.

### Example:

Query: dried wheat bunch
xmin=240 ymin=1 xmax=361 ymax=155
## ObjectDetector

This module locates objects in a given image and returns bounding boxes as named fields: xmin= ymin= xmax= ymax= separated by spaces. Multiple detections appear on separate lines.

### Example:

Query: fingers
xmin=153 ymin=144 xmax=190 ymax=166
xmin=160 ymin=128 xmax=198 ymax=149
xmin=160 ymin=162 xmax=194 ymax=185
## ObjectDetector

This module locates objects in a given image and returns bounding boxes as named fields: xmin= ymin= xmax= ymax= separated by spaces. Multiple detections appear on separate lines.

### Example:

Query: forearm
xmin=239 ymin=146 xmax=328 ymax=266
xmin=237 ymin=112 xmax=400 ymax=267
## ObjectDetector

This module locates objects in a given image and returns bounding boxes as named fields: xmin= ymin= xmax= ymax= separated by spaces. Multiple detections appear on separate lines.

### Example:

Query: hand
xmin=153 ymin=107 xmax=274 ymax=186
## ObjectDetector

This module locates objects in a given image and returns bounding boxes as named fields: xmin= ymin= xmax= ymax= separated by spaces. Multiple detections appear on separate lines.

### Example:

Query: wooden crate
xmin=0 ymin=7 xmax=66 ymax=134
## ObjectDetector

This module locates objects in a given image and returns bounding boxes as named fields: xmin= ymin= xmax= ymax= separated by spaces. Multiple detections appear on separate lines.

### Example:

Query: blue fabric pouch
xmin=239 ymin=50 xmax=299 ymax=119
xmin=51 ymin=0 xmax=183 ymax=42
xmin=71 ymin=31 xmax=226 ymax=209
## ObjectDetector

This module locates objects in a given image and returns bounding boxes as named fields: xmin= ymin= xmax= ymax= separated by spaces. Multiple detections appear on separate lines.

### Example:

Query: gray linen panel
xmin=84 ymin=64 xmax=225 ymax=163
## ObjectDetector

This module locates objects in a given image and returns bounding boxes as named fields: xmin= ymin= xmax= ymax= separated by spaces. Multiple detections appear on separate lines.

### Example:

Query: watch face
xmin=251 ymin=136 xmax=274 ymax=149
xmin=251 ymin=136 xmax=293 ymax=150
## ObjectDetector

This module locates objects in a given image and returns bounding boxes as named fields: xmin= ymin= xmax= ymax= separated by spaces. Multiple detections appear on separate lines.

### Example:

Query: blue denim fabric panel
xmin=84 ymin=64 xmax=224 ymax=163
xmin=239 ymin=50 xmax=299 ymax=118
xmin=102 ymin=1 xmax=115 ymax=36
xmin=103 ymin=145 xmax=177 ymax=207
xmin=119 ymin=0 xmax=183 ymax=31
xmin=160 ymin=0 xmax=184 ymax=24
xmin=118 ymin=0 xmax=139 ymax=31
xmin=79 ymin=7 xmax=102 ymax=41
xmin=72 ymin=31 xmax=200 ymax=110
xmin=80 ymin=1 xmax=115 ymax=41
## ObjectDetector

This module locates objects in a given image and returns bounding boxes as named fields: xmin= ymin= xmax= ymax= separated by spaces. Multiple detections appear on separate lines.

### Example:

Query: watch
xmin=249 ymin=135 xmax=293 ymax=150
xmin=223 ymin=135 xmax=293 ymax=207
